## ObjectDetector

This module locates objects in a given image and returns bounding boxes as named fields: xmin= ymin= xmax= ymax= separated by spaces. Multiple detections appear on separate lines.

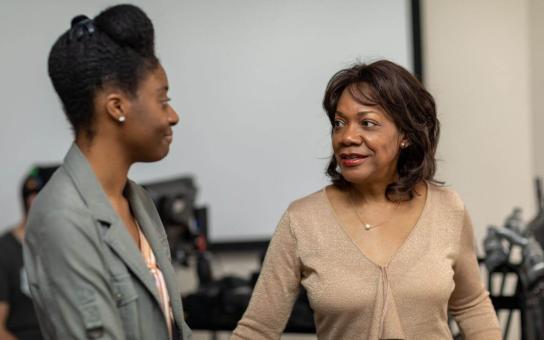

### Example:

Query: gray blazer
xmin=23 ymin=144 xmax=191 ymax=340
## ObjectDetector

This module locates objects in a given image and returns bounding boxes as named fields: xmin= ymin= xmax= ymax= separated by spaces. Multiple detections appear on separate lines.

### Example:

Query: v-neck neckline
xmin=322 ymin=181 xmax=432 ymax=269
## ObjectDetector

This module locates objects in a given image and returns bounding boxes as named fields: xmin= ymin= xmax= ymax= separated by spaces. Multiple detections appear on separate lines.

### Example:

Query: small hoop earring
xmin=118 ymin=116 xmax=126 ymax=123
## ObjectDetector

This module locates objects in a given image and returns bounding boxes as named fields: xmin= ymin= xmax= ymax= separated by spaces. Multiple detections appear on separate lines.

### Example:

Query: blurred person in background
xmin=0 ymin=165 xmax=57 ymax=340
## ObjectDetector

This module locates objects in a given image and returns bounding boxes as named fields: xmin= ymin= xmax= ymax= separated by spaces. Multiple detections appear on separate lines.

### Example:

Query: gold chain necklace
xmin=348 ymin=189 xmax=401 ymax=231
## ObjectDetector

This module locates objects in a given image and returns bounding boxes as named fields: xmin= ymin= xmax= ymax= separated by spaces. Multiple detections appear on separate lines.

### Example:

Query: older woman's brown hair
xmin=323 ymin=60 xmax=441 ymax=201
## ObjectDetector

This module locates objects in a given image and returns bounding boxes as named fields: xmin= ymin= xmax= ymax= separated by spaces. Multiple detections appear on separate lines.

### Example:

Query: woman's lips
xmin=165 ymin=135 xmax=173 ymax=143
xmin=339 ymin=153 xmax=369 ymax=167
xmin=340 ymin=157 xmax=367 ymax=167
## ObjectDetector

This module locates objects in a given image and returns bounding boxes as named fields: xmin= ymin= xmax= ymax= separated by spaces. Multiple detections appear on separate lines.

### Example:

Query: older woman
xmin=231 ymin=60 xmax=501 ymax=339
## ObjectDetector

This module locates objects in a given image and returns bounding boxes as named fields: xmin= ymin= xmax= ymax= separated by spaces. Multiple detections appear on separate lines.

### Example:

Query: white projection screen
xmin=0 ymin=0 xmax=417 ymax=243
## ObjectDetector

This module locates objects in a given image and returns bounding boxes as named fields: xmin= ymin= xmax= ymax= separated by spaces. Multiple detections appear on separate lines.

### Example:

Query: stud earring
xmin=400 ymin=142 xmax=407 ymax=148
xmin=118 ymin=116 xmax=126 ymax=123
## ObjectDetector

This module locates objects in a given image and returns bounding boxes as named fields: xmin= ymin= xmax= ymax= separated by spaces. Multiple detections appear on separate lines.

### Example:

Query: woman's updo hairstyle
xmin=48 ymin=4 xmax=159 ymax=138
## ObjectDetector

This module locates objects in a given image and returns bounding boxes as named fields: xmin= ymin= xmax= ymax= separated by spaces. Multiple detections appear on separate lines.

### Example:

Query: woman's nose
xmin=168 ymin=106 xmax=179 ymax=126
xmin=341 ymin=125 xmax=364 ymax=145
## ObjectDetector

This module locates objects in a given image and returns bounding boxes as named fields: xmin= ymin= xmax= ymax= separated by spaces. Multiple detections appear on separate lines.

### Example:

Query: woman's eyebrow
xmin=335 ymin=110 xmax=374 ymax=117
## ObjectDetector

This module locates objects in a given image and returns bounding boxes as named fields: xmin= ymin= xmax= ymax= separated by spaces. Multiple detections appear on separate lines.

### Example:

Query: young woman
xmin=23 ymin=4 xmax=191 ymax=340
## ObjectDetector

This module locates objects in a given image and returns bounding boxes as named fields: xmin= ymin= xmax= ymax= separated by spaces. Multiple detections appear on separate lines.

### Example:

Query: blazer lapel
xmin=62 ymin=143 xmax=163 ymax=308
xmin=126 ymin=181 xmax=185 ymax=332
xmin=101 ymin=220 xmax=163 ymax=307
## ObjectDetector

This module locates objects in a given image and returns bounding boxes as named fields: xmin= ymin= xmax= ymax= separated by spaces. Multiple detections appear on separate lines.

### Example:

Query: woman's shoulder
xmin=31 ymin=167 xmax=85 ymax=214
xmin=427 ymin=181 xmax=466 ymax=213
xmin=427 ymin=182 xmax=464 ymax=209
xmin=26 ymin=167 xmax=94 ymax=238
xmin=286 ymin=187 xmax=329 ymax=215
xmin=276 ymin=187 xmax=335 ymax=237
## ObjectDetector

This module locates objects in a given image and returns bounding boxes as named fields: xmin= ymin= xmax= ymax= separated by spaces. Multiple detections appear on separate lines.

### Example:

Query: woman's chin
xmin=340 ymin=169 xmax=371 ymax=185
xmin=137 ymin=148 xmax=170 ymax=163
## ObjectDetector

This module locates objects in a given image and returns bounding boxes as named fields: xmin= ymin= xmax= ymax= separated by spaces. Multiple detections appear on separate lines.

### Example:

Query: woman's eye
xmin=161 ymin=97 xmax=171 ymax=108
xmin=333 ymin=119 xmax=345 ymax=128
xmin=361 ymin=120 xmax=377 ymax=128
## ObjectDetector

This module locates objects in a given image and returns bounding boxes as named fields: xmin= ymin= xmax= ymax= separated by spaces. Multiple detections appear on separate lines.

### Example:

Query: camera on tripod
xmin=482 ymin=178 xmax=544 ymax=340
xmin=142 ymin=175 xmax=222 ymax=291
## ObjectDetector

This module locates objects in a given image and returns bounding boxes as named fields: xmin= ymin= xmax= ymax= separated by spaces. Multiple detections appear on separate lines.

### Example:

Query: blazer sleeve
xmin=448 ymin=209 xmax=502 ymax=340
xmin=23 ymin=209 xmax=125 ymax=340
xmin=230 ymin=210 xmax=301 ymax=340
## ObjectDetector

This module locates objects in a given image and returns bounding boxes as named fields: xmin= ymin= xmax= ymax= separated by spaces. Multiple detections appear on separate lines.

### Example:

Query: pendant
xmin=364 ymin=223 xmax=371 ymax=230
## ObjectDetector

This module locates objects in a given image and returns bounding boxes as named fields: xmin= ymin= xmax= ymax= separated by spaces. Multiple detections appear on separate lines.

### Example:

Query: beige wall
xmin=422 ymin=0 xmax=536 ymax=246
xmin=422 ymin=1 xmax=542 ymax=338
xmin=531 ymin=0 xmax=544 ymax=182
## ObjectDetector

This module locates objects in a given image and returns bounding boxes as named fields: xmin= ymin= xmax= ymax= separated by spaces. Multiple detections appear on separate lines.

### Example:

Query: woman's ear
xmin=105 ymin=92 xmax=130 ymax=123
xmin=400 ymin=136 xmax=410 ymax=149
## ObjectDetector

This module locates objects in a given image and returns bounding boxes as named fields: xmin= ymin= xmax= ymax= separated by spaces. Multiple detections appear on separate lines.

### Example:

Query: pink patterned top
xmin=138 ymin=225 xmax=174 ymax=339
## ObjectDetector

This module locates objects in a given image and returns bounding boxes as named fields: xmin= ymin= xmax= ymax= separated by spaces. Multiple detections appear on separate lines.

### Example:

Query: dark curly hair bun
xmin=94 ymin=4 xmax=155 ymax=57
xmin=48 ymin=4 xmax=159 ymax=139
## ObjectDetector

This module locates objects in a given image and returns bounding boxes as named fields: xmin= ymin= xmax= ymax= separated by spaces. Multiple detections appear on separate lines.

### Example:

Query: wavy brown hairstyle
xmin=323 ymin=60 xmax=441 ymax=201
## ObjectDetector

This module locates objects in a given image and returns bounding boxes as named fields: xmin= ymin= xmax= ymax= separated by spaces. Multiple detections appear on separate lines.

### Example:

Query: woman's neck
xmin=12 ymin=221 xmax=26 ymax=242
xmin=351 ymin=177 xmax=393 ymax=205
xmin=76 ymin=136 xmax=131 ymax=200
